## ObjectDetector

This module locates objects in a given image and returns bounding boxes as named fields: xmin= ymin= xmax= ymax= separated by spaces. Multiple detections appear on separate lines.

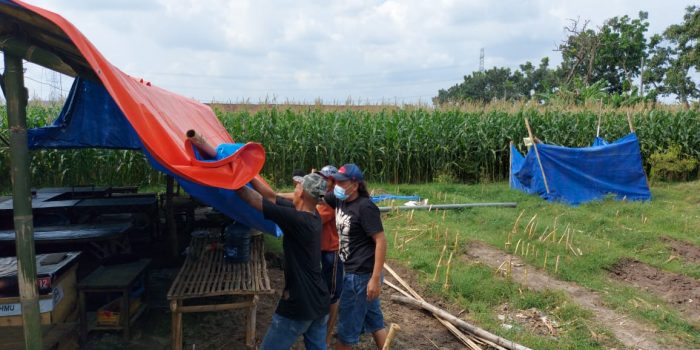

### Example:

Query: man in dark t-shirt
xmin=236 ymin=173 xmax=330 ymax=350
xmin=324 ymin=164 xmax=387 ymax=350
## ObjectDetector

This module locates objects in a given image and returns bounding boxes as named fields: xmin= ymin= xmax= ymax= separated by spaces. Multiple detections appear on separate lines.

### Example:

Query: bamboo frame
xmin=5 ymin=51 xmax=43 ymax=350
xmin=524 ymin=118 xmax=550 ymax=194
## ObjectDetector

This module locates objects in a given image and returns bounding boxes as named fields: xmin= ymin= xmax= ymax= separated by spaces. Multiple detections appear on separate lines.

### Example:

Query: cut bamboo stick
xmin=391 ymin=295 xmax=533 ymax=350
xmin=443 ymin=252 xmax=454 ymax=290
xmin=382 ymin=323 xmax=401 ymax=350
xmin=433 ymin=245 xmax=447 ymax=281
xmin=383 ymin=264 xmax=482 ymax=350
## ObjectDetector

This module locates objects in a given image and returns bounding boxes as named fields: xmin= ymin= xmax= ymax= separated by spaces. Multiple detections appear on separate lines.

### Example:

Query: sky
xmin=9 ymin=0 xmax=696 ymax=104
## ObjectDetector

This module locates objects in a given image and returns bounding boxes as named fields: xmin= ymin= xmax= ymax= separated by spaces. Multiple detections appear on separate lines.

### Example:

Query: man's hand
xmin=367 ymin=276 xmax=381 ymax=300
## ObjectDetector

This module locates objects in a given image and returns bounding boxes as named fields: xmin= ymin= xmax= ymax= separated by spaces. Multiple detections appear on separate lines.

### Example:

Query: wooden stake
xmin=382 ymin=323 xmax=401 ymax=350
xmin=543 ymin=251 xmax=548 ymax=269
xmin=443 ymin=252 xmax=454 ymax=290
xmin=512 ymin=210 xmax=525 ymax=234
xmin=524 ymin=118 xmax=550 ymax=193
xmin=433 ymin=245 xmax=447 ymax=281
xmin=627 ymin=111 xmax=635 ymax=133
xmin=555 ymin=255 xmax=560 ymax=273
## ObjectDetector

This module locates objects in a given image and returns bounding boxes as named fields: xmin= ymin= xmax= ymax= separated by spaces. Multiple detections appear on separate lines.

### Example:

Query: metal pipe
xmin=5 ymin=51 xmax=42 ymax=350
xmin=378 ymin=202 xmax=517 ymax=212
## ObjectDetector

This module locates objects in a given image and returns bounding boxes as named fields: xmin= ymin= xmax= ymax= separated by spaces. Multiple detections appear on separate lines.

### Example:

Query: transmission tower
xmin=48 ymin=70 xmax=61 ymax=101
xmin=479 ymin=48 xmax=484 ymax=72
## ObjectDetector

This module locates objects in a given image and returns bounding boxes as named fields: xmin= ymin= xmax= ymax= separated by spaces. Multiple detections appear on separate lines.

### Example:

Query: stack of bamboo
xmin=384 ymin=263 xmax=532 ymax=350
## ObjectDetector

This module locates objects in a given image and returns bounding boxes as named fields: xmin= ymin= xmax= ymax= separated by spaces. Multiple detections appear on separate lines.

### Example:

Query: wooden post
xmin=524 ymin=118 xmax=550 ymax=194
xmin=4 ymin=51 xmax=43 ymax=350
xmin=166 ymin=175 xmax=178 ymax=260
xmin=626 ymin=112 xmax=635 ymax=133
xmin=596 ymin=115 xmax=602 ymax=138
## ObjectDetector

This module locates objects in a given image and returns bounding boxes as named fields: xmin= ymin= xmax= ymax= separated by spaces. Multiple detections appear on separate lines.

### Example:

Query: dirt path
xmin=609 ymin=259 xmax=700 ymax=323
xmin=662 ymin=237 xmax=700 ymax=264
xmin=466 ymin=241 xmax=683 ymax=350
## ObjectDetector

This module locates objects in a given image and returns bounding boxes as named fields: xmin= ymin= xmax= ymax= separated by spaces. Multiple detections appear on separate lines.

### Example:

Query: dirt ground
xmin=661 ymin=236 xmax=700 ymax=264
xmin=609 ymin=259 xmax=700 ymax=323
xmin=86 ymin=258 xmax=469 ymax=350
xmin=465 ymin=241 xmax=684 ymax=350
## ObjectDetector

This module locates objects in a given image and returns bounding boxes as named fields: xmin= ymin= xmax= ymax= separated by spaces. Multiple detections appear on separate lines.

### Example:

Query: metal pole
xmin=378 ymin=202 xmax=517 ymax=213
xmin=4 ymin=53 xmax=43 ymax=349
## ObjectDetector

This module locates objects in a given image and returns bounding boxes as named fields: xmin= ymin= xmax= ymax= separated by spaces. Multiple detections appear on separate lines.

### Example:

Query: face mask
xmin=334 ymin=185 xmax=348 ymax=201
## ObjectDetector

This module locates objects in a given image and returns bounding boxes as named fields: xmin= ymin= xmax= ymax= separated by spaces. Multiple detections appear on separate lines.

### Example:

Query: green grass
xmin=374 ymin=180 xmax=700 ymax=349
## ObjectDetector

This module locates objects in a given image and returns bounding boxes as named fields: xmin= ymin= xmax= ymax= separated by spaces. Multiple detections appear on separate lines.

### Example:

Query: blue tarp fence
xmin=28 ymin=78 xmax=282 ymax=236
xmin=510 ymin=133 xmax=651 ymax=205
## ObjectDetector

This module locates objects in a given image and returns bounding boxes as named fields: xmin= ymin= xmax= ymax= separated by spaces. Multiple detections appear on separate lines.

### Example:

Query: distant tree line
xmin=434 ymin=7 xmax=700 ymax=107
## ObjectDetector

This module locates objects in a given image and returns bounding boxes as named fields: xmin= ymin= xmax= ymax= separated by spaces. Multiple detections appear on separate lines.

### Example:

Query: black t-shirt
xmin=262 ymin=197 xmax=329 ymax=320
xmin=325 ymin=191 xmax=384 ymax=274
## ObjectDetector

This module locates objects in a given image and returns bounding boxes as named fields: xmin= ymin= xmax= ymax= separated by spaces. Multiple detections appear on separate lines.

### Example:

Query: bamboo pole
xmin=524 ymin=118 xmax=550 ymax=194
xmin=382 ymin=323 xmax=401 ymax=350
xmin=186 ymin=129 xmax=218 ymax=159
xmin=5 ymin=52 xmax=42 ymax=350
xmin=0 ymin=36 xmax=77 ymax=77
xmin=626 ymin=112 xmax=635 ymax=133
xmin=383 ymin=264 xmax=482 ymax=350
xmin=596 ymin=114 xmax=602 ymax=137
xmin=391 ymin=295 xmax=533 ymax=350
xmin=166 ymin=175 xmax=179 ymax=260
xmin=509 ymin=141 xmax=513 ymax=188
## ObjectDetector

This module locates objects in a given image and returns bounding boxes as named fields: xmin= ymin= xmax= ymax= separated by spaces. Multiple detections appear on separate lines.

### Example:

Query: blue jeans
xmin=336 ymin=272 xmax=385 ymax=345
xmin=260 ymin=312 xmax=329 ymax=350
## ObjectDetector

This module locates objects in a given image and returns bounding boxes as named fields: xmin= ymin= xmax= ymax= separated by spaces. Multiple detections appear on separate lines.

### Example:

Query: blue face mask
xmin=334 ymin=185 xmax=348 ymax=201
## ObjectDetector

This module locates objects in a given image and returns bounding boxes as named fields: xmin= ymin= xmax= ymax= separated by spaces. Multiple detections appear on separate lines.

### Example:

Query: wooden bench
xmin=167 ymin=233 xmax=273 ymax=350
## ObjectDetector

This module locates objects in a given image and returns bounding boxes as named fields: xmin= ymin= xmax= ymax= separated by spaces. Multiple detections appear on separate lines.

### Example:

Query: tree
xmin=594 ymin=12 xmax=650 ymax=93
xmin=644 ymin=6 xmax=700 ymax=105
xmin=433 ymin=67 xmax=527 ymax=104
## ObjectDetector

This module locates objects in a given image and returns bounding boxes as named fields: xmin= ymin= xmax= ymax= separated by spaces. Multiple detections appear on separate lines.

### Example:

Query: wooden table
xmin=167 ymin=233 xmax=273 ymax=350
xmin=0 ymin=223 xmax=133 ymax=259
xmin=78 ymin=259 xmax=151 ymax=342
xmin=0 ymin=189 xmax=157 ymax=231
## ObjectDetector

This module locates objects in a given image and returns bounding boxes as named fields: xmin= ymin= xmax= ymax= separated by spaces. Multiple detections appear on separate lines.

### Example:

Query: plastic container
xmin=223 ymin=222 xmax=251 ymax=263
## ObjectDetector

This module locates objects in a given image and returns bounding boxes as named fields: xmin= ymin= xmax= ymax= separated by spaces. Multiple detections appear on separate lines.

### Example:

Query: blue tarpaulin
xmin=28 ymin=78 xmax=282 ymax=236
xmin=510 ymin=133 xmax=651 ymax=205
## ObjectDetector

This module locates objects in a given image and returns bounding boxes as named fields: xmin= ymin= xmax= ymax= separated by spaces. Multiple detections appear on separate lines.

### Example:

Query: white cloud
xmin=13 ymin=0 xmax=695 ymax=104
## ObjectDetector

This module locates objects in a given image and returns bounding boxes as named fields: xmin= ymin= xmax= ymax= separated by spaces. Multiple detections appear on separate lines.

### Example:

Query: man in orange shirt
xmin=317 ymin=165 xmax=343 ymax=347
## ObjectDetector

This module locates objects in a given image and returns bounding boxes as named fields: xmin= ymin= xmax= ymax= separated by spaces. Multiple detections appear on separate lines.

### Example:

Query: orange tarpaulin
xmin=3 ymin=0 xmax=265 ymax=189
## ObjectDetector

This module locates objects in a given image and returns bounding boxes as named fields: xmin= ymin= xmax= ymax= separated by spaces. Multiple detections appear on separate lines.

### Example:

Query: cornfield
xmin=1 ymin=103 xmax=699 ymax=191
